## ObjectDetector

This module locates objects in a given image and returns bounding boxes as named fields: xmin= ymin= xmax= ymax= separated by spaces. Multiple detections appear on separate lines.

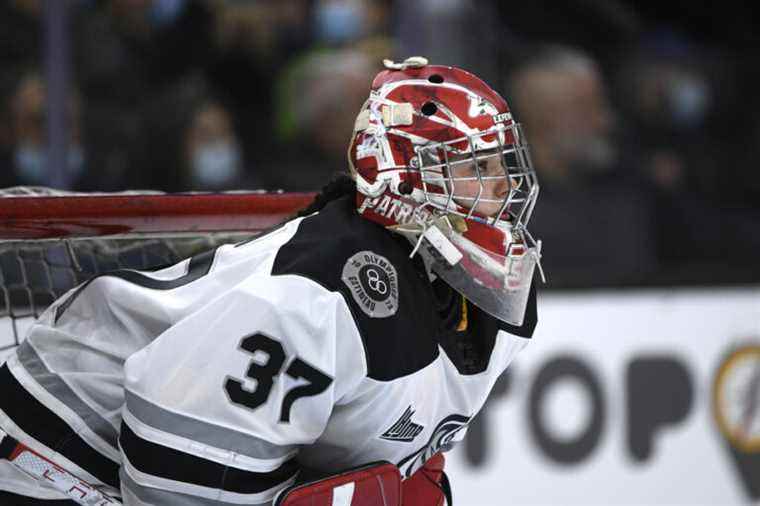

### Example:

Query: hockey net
xmin=0 ymin=187 xmax=314 ymax=357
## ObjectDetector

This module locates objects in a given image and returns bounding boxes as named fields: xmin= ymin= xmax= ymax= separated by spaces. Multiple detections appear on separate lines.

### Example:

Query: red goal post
xmin=0 ymin=187 xmax=315 ymax=354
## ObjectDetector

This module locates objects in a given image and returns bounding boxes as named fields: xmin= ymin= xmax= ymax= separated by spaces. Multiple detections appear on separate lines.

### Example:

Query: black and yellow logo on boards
xmin=712 ymin=342 xmax=760 ymax=499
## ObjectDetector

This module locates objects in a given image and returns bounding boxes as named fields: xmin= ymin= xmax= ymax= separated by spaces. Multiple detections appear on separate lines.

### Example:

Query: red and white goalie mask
xmin=349 ymin=57 xmax=543 ymax=326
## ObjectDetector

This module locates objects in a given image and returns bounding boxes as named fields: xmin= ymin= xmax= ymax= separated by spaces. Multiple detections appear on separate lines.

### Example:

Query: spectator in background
xmin=615 ymin=44 xmax=714 ymax=196
xmin=74 ymin=0 xmax=216 ymax=191
xmin=615 ymin=39 xmax=760 ymax=282
xmin=207 ymin=0 xmax=312 ymax=179
xmin=509 ymin=48 xmax=618 ymax=187
xmin=0 ymin=0 xmax=43 ymax=188
xmin=123 ymin=73 xmax=256 ymax=192
xmin=2 ymin=72 xmax=86 ymax=189
xmin=507 ymin=46 xmax=657 ymax=287
xmin=182 ymin=99 xmax=252 ymax=191
xmin=271 ymin=48 xmax=380 ymax=191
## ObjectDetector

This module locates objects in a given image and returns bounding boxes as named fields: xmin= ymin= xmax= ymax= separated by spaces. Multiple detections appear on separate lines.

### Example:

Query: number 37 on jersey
xmin=223 ymin=333 xmax=333 ymax=423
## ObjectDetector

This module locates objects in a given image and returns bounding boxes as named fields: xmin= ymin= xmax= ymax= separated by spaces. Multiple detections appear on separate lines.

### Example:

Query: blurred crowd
xmin=1 ymin=0 xmax=759 ymax=287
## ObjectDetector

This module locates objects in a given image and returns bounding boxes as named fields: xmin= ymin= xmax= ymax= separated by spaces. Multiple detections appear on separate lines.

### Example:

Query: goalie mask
xmin=349 ymin=57 xmax=543 ymax=326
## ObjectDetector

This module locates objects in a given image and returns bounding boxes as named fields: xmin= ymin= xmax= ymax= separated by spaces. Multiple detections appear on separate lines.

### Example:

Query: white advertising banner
xmin=446 ymin=288 xmax=760 ymax=505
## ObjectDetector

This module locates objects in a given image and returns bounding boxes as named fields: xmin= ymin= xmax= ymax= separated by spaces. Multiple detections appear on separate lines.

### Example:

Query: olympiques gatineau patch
xmin=341 ymin=251 xmax=399 ymax=318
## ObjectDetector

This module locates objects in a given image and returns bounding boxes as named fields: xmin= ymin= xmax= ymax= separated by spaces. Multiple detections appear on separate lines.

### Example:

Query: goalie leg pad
xmin=275 ymin=461 xmax=401 ymax=506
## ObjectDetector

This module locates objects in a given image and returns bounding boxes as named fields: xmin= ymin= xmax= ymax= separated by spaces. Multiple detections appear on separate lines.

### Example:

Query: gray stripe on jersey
xmin=16 ymin=342 xmax=118 ymax=449
xmin=119 ymin=469 xmax=273 ymax=506
xmin=125 ymin=389 xmax=293 ymax=460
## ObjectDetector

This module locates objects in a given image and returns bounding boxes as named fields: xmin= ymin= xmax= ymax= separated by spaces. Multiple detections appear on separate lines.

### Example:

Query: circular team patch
xmin=341 ymin=251 xmax=399 ymax=318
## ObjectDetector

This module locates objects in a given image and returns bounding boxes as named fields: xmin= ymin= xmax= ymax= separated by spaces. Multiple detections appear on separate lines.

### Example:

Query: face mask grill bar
xmin=415 ymin=122 xmax=539 ymax=233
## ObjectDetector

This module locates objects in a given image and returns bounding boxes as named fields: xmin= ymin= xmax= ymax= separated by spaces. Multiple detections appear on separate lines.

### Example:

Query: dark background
xmin=1 ymin=0 xmax=758 ymax=289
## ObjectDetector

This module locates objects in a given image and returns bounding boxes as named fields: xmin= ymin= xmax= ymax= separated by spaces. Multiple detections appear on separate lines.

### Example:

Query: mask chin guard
xmin=408 ymin=215 xmax=462 ymax=267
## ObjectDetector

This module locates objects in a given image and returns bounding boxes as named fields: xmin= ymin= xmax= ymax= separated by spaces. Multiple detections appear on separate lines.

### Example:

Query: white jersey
xmin=0 ymin=195 xmax=537 ymax=505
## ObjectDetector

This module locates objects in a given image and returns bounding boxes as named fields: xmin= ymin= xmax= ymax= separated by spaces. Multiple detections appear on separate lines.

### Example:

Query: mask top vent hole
xmin=421 ymin=102 xmax=438 ymax=116
xmin=428 ymin=74 xmax=444 ymax=83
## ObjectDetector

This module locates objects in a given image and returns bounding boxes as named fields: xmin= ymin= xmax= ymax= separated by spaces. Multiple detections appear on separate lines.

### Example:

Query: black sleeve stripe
xmin=0 ymin=431 xmax=18 ymax=459
xmin=119 ymin=423 xmax=298 ymax=494
xmin=0 ymin=364 xmax=120 ymax=488
xmin=120 ymin=468 xmax=275 ymax=506
xmin=55 ymin=248 xmax=217 ymax=323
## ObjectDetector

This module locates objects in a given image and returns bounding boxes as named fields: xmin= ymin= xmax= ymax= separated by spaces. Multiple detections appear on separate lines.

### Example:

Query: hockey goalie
xmin=0 ymin=57 xmax=540 ymax=505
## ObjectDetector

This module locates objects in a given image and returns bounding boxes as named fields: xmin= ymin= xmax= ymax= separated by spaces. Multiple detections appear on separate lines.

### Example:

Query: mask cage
xmin=414 ymin=123 xmax=539 ymax=233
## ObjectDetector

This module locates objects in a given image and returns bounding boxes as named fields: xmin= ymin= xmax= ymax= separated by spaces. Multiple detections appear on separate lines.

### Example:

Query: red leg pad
xmin=276 ymin=462 xmax=402 ymax=506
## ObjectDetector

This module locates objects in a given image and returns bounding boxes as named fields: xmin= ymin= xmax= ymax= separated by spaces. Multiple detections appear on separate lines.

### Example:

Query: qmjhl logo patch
xmin=380 ymin=406 xmax=424 ymax=443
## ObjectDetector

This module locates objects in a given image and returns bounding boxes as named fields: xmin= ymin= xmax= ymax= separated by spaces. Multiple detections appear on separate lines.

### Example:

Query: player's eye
xmin=477 ymin=161 xmax=502 ymax=177
xmin=503 ymin=151 xmax=519 ymax=167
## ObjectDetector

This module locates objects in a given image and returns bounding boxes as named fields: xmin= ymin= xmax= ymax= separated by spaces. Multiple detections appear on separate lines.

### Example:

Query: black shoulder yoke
xmin=271 ymin=196 xmax=440 ymax=381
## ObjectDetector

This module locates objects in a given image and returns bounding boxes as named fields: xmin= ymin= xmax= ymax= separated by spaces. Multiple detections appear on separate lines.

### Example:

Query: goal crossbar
xmin=0 ymin=191 xmax=316 ymax=240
